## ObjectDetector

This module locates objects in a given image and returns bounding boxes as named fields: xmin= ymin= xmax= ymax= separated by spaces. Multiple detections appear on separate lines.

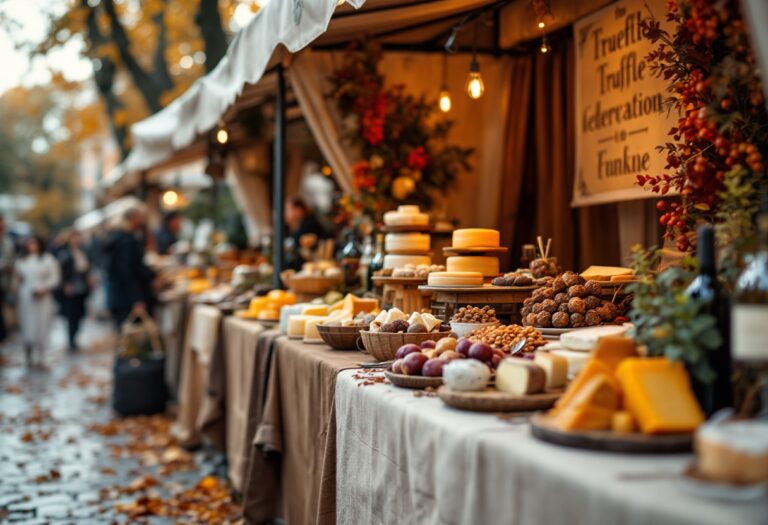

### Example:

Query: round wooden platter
xmin=529 ymin=414 xmax=693 ymax=454
xmin=380 ymin=224 xmax=433 ymax=233
xmin=487 ymin=284 xmax=538 ymax=291
xmin=384 ymin=370 xmax=443 ymax=389
xmin=443 ymin=246 xmax=509 ymax=255
xmin=437 ymin=386 xmax=562 ymax=413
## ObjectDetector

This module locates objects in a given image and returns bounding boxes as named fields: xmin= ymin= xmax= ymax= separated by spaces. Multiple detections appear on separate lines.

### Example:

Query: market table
xmin=155 ymin=291 xmax=188 ymax=399
xmin=335 ymin=370 xmax=768 ymax=525
xmin=171 ymin=304 xmax=222 ymax=448
xmin=244 ymin=338 xmax=375 ymax=525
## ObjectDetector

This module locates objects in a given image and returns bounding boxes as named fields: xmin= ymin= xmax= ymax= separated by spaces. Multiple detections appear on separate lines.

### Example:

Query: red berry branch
xmin=640 ymin=0 xmax=767 ymax=253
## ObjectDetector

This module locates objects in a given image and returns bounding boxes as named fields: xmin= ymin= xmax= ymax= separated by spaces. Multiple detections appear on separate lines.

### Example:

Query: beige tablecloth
xmin=335 ymin=370 xmax=768 ymax=525
xmin=171 ymin=304 xmax=222 ymax=448
xmin=156 ymin=293 xmax=188 ymax=399
xmin=245 ymin=338 xmax=373 ymax=525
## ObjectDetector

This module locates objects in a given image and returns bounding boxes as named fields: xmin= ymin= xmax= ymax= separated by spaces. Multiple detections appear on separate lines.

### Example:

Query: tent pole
xmin=272 ymin=63 xmax=286 ymax=290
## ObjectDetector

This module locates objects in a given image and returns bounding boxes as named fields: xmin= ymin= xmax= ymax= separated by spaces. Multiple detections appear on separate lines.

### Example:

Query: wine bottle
xmin=732 ymin=206 xmax=768 ymax=417
xmin=685 ymin=225 xmax=733 ymax=415
xmin=340 ymin=230 xmax=362 ymax=290
xmin=367 ymin=234 xmax=385 ymax=292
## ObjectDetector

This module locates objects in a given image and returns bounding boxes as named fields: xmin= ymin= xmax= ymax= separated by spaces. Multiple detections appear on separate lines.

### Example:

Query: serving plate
xmin=437 ymin=386 xmax=562 ymax=413
xmin=384 ymin=370 xmax=443 ymax=389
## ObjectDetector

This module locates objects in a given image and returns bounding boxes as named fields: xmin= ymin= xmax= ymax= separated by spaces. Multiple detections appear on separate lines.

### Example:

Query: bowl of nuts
xmin=450 ymin=305 xmax=500 ymax=338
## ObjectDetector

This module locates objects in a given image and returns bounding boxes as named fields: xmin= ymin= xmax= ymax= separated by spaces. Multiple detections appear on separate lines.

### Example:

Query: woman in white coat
xmin=14 ymin=236 xmax=60 ymax=367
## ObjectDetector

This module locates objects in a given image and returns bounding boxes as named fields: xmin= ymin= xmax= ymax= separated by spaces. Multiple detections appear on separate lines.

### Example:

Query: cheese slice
xmin=566 ymin=374 xmax=621 ymax=411
xmin=611 ymin=411 xmax=637 ymax=433
xmin=303 ymin=317 xmax=329 ymax=342
xmin=302 ymin=304 xmax=329 ymax=316
xmin=590 ymin=336 xmax=638 ymax=372
xmin=446 ymin=256 xmax=500 ymax=277
xmin=328 ymin=294 xmax=380 ymax=315
xmin=551 ymin=360 xmax=617 ymax=413
xmin=616 ymin=357 xmax=704 ymax=435
xmin=560 ymin=325 xmax=630 ymax=352
xmin=383 ymin=308 xmax=407 ymax=324
xmin=287 ymin=315 xmax=323 ymax=338
xmin=421 ymin=313 xmax=443 ymax=332
xmin=580 ymin=266 xmax=634 ymax=281
xmin=534 ymin=352 xmax=568 ymax=389
xmin=427 ymin=271 xmax=483 ymax=286
xmin=553 ymin=405 xmax=614 ymax=431
xmin=408 ymin=312 xmax=427 ymax=329
xmin=452 ymin=228 xmax=500 ymax=248
xmin=495 ymin=359 xmax=546 ymax=395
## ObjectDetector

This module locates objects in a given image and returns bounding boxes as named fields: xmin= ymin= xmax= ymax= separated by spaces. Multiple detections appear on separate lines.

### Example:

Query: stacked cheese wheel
xmin=443 ymin=228 xmax=502 ymax=279
xmin=382 ymin=206 xmax=433 ymax=270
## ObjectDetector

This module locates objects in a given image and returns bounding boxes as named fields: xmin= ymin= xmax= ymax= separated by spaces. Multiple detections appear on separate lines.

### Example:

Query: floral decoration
xmin=639 ymin=0 xmax=766 ymax=262
xmin=330 ymin=39 xmax=472 ymax=220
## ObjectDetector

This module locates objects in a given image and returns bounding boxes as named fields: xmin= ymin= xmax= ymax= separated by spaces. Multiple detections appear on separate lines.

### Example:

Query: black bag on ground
xmin=111 ymin=310 xmax=167 ymax=416
xmin=112 ymin=355 xmax=167 ymax=416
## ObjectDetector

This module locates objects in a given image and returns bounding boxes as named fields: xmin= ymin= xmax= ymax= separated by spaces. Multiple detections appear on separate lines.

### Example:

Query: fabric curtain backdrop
xmin=498 ymin=34 xmax=620 ymax=271
xmin=228 ymin=148 xmax=273 ymax=244
xmin=289 ymin=50 xmax=356 ymax=194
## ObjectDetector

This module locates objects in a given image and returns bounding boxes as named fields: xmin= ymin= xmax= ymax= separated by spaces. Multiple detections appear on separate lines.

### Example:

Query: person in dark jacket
xmin=103 ymin=208 xmax=156 ymax=328
xmin=57 ymin=230 xmax=91 ymax=351
xmin=284 ymin=196 xmax=330 ymax=270
xmin=154 ymin=211 xmax=182 ymax=255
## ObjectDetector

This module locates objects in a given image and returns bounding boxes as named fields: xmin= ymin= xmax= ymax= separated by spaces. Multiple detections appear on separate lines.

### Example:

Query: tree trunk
xmin=152 ymin=0 xmax=174 ymax=95
xmin=102 ymin=0 xmax=163 ymax=113
xmin=196 ymin=0 xmax=229 ymax=73
xmin=82 ymin=0 xmax=129 ymax=158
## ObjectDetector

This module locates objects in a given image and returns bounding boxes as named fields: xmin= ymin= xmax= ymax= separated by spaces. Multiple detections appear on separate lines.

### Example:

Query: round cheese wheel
xmin=383 ymin=205 xmax=429 ymax=226
xmin=383 ymin=254 xmax=431 ymax=269
xmin=446 ymin=255 xmax=499 ymax=277
xmin=427 ymin=271 xmax=483 ymax=286
xmin=385 ymin=233 xmax=430 ymax=253
xmin=452 ymin=228 xmax=500 ymax=248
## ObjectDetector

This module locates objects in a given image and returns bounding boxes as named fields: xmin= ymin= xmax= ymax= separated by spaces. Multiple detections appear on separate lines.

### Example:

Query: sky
xmin=0 ymin=0 xmax=94 ymax=94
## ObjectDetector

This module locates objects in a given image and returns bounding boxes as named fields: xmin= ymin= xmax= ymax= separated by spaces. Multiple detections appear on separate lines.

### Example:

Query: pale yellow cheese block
xmin=427 ymin=271 xmax=483 ymax=286
xmin=383 ymin=205 xmax=429 ymax=226
xmin=446 ymin=255 xmax=500 ymax=277
xmin=287 ymin=314 xmax=324 ymax=338
xmin=452 ymin=228 xmax=500 ymax=248
xmin=303 ymin=317 xmax=330 ymax=342
xmin=385 ymin=233 xmax=430 ymax=252
xmin=580 ymin=266 xmax=634 ymax=281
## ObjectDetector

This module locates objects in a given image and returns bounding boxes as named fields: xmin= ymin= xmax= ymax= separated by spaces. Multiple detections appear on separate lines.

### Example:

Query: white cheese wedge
xmin=560 ymin=325 xmax=629 ymax=352
xmin=407 ymin=312 xmax=427 ymax=329
xmin=303 ymin=317 xmax=329 ymax=342
xmin=443 ymin=359 xmax=491 ymax=391
xmin=495 ymin=358 xmax=546 ymax=395
xmin=287 ymin=315 xmax=323 ymax=338
xmin=383 ymin=308 xmax=407 ymax=324
xmin=533 ymin=352 xmax=568 ymax=389
xmin=421 ymin=313 xmax=443 ymax=332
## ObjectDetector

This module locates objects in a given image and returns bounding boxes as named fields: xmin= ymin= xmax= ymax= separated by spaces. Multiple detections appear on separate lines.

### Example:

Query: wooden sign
xmin=572 ymin=0 xmax=676 ymax=207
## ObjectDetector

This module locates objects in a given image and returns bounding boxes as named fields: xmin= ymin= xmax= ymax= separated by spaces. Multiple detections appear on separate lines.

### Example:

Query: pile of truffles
xmin=467 ymin=324 xmax=546 ymax=354
xmin=522 ymin=271 xmax=620 ymax=328
xmin=452 ymin=305 xmax=498 ymax=324
xmin=530 ymin=257 xmax=559 ymax=278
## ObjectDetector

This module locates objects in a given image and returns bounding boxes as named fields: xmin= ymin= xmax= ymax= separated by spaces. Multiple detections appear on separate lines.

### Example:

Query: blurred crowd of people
xmin=0 ymin=208 xmax=158 ymax=368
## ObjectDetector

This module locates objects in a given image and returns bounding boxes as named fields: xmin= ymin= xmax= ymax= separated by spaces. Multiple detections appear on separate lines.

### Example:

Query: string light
xmin=540 ymin=35 xmax=551 ymax=54
xmin=465 ymin=23 xmax=484 ymax=100
xmin=321 ymin=165 xmax=333 ymax=176
xmin=537 ymin=21 xmax=545 ymax=29
xmin=438 ymin=53 xmax=451 ymax=112
xmin=162 ymin=189 xmax=180 ymax=207
xmin=216 ymin=127 xmax=229 ymax=144
xmin=465 ymin=58 xmax=484 ymax=99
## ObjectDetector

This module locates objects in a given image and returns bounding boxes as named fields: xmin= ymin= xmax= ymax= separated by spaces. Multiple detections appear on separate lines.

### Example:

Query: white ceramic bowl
xmin=450 ymin=321 xmax=500 ymax=338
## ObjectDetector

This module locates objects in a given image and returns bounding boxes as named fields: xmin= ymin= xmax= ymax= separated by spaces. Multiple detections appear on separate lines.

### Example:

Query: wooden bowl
xmin=359 ymin=330 xmax=451 ymax=362
xmin=316 ymin=324 xmax=367 ymax=351
xmin=281 ymin=270 xmax=343 ymax=295
xmin=384 ymin=370 xmax=443 ymax=389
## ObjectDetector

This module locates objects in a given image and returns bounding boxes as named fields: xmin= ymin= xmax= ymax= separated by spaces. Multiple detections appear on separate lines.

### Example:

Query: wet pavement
xmin=0 ymin=318 xmax=240 ymax=524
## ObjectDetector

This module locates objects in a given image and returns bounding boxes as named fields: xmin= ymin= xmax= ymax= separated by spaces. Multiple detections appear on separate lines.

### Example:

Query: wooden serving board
xmin=384 ymin=371 xmax=443 ymax=389
xmin=372 ymin=276 xmax=428 ymax=285
xmin=529 ymin=414 xmax=693 ymax=454
xmin=437 ymin=386 xmax=562 ymax=412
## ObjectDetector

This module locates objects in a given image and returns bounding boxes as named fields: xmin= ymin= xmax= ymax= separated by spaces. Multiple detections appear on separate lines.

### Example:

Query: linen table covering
xmin=335 ymin=370 xmax=768 ymax=525
xmin=246 ymin=338 xmax=374 ymax=525
xmin=171 ymin=304 xmax=222 ymax=448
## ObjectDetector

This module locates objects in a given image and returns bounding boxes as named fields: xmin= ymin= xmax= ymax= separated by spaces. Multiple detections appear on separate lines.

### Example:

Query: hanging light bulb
xmin=537 ymin=20 xmax=545 ymax=29
xmin=162 ymin=189 xmax=180 ymax=207
xmin=540 ymin=35 xmax=551 ymax=54
xmin=216 ymin=127 xmax=229 ymax=144
xmin=439 ymin=88 xmax=452 ymax=112
xmin=465 ymin=58 xmax=484 ymax=99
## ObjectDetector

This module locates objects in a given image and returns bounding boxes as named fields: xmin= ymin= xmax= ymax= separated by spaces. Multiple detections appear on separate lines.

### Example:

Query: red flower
xmin=407 ymin=146 xmax=429 ymax=170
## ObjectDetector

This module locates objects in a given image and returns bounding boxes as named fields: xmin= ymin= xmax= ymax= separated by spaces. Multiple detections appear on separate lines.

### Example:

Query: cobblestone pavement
xmin=0 ymin=318 xmax=237 ymax=524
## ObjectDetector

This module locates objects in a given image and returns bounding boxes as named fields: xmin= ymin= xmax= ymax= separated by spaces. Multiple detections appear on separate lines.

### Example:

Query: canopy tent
xmin=107 ymin=0 xmax=622 ymax=284
xmin=74 ymin=195 xmax=147 ymax=233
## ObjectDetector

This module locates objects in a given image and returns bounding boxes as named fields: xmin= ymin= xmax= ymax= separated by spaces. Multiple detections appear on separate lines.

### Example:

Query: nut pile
xmin=452 ymin=305 xmax=498 ymax=323
xmin=522 ymin=271 xmax=621 ymax=328
xmin=467 ymin=324 xmax=545 ymax=354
